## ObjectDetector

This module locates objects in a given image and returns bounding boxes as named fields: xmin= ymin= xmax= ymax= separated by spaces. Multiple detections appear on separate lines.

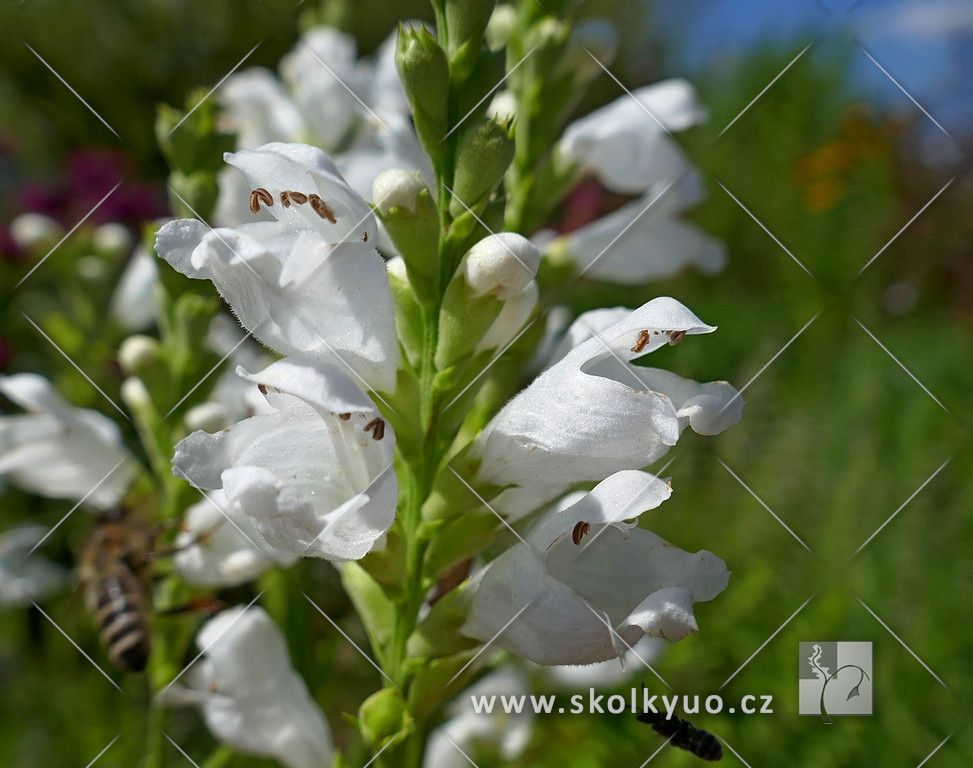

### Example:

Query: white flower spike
xmin=462 ymin=471 xmax=729 ymax=665
xmin=172 ymin=357 xmax=397 ymax=561
xmin=185 ymin=606 xmax=334 ymax=768
xmin=0 ymin=374 xmax=138 ymax=508
xmin=473 ymin=297 xmax=743 ymax=489
xmin=156 ymin=142 xmax=400 ymax=393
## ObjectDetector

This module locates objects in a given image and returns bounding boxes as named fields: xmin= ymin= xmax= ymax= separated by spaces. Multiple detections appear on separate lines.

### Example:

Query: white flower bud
xmin=373 ymin=169 xmax=427 ymax=215
xmin=118 ymin=335 xmax=160 ymax=373
xmin=10 ymin=213 xmax=62 ymax=248
xmin=462 ymin=233 xmax=540 ymax=299
xmin=92 ymin=222 xmax=133 ymax=254
xmin=120 ymin=376 xmax=153 ymax=412
xmin=487 ymin=90 xmax=517 ymax=123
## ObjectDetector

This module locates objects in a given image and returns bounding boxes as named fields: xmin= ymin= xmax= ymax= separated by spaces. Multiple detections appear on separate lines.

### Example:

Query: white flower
xmin=0 ymin=374 xmax=138 ymax=508
xmin=10 ymin=213 xmax=62 ymax=249
xmin=156 ymin=142 xmax=400 ymax=394
xmin=423 ymin=668 xmax=533 ymax=768
xmin=462 ymin=471 xmax=729 ymax=665
xmin=0 ymin=526 xmax=68 ymax=608
xmin=559 ymin=79 xmax=707 ymax=196
xmin=181 ymin=606 xmax=334 ymax=768
xmin=173 ymin=490 xmax=298 ymax=587
xmin=560 ymin=173 xmax=726 ymax=283
xmin=473 ymin=297 xmax=743 ymax=490
xmin=172 ymin=357 xmax=397 ymax=561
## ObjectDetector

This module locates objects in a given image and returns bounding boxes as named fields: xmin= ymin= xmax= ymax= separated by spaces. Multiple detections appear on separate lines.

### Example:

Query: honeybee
xmin=637 ymin=708 xmax=723 ymax=762
xmin=79 ymin=509 xmax=155 ymax=672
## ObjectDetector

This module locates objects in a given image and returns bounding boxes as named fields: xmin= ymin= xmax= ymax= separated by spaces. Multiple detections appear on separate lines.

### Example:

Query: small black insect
xmin=637 ymin=707 xmax=723 ymax=762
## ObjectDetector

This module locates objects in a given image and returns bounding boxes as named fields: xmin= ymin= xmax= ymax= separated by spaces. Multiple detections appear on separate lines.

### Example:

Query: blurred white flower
xmin=173 ymin=357 xmax=397 ymax=561
xmin=473 ymin=297 xmax=743 ymax=491
xmin=552 ymin=80 xmax=723 ymax=283
xmin=156 ymin=142 xmax=400 ymax=394
xmin=463 ymin=471 xmax=728 ymax=665
xmin=173 ymin=489 xmax=297 ymax=587
xmin=177 ymin=606 xmax=334 ymax=768
xmin=213 ymin=24 xmax=431 ymax=227
xmin=560 ymin=174 xmax=726 ymax=283
xmin=0 ymin=374 xmax=138 ymax=508
xmin=0 ymin=526 xmax=68 ymax=608
xmin=10 ymin=213 xmax=62 ymax=249
xmin=560 ymin=79 xmax=707 ymax=195
xmin=423 ymin=668 xmax=534 ymax=768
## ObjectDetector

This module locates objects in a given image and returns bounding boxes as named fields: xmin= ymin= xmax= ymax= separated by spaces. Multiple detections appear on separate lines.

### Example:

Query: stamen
xmin=308 ymin=194 xmax=337 ymax=223
xmin=631 ymin=330 xmax=651 ymax=354
xmin=364 ymin=417 xmax=385 ymax=441
xmin=572 ymin=521 xmax=591 ymax=546
xmin=280 ymin=191 xmax=292 ymax=208
xmin=337 ymin=412 xmax=351 ymax=421
xmin=288 ymin=191 xmax=308 ymax=205
xmin=667 ymin=330 xmax=686 ymax=346
xmin=249 ymin=188 xmax=273 ymax=213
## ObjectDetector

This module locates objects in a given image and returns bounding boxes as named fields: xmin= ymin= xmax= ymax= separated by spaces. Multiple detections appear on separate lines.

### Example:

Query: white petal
xmin=156 ymin=218 xmax=399 ymax=393
xmin=173 ymin=490 xmax=296 ymax=587
xmin=560 ymin=80 xmax=707 ymax=195
xmin=219 ymin=68 xmax=304 ymax=149
xmin=280 ymin=28 xmax=361 ymax=149
xmin=110 ymin=244 xmax=160 ymax=331
xmin=564 ymin=185 xmax=727 ymax=283
xmin=172 ymin=358 xmax=397 ymax=561
xmin=189 ymin=606 xmax=334 ymax=768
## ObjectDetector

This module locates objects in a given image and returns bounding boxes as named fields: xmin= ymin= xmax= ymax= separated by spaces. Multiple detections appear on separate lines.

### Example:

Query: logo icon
xmin=798 ymin=642 xmax=872 ymax=722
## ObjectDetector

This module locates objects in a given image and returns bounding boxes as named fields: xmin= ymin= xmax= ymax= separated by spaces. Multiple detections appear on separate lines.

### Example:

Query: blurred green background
xmin=1 ymin=1 xmax=970 ymax=767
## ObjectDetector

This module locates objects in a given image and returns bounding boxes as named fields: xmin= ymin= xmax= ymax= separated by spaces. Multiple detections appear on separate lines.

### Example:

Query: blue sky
xmin=651 ymin=0 xmax=972 ymax=137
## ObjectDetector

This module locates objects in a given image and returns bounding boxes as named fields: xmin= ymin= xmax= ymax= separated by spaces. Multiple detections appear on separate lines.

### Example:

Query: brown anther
xmin=364 ymin=417 xmax=385 ymax=441
xmin=572 ymin=521 xmax=591 ymax=546
xmin=668 ymin=330 xmax=687 ymax=346
xmin=280 ymin=190 xmax=292 ymax=208
xmin=338 ymin=412 xmax=351 ymax=421
xmin=258 ymin=384 xmax=268 ymax=395
xmin=631 ymin=330 xmax=651 ymax=354
xmin=362 ymin=231 xmax=369 ymax=242
xmin=308 ymin=194 xmax=337 ymax=223
xmin=288 ymin=191 xmax=308 ymax=205
xmin=249 ymin=187 xmax=273 ymax=213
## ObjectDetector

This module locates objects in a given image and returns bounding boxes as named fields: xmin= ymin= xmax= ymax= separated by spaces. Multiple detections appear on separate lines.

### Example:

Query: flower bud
xmin=373 ymin=170 xmax=440 ymax=303
xmin=449 ymin=118 xmax=514 ymax=218
xmin=183 ymin=401 xmax=229 ymax=433
xmin=359 ymin=688 xmax=412 ymax=752
xmin=92 ymin=222 xmax=133 ymax=254
xmin=462 ymin=233 xmax=540 ymax=299
xmin=118 ymin=334 xmax=161 ymax=374
xmin=396 ymin=25 xmax=450 ymax=170
xmin=10 ymin=213 xmax=62 ymax=249
xmin=443 ymin=0 xmax=496 ymax=81
xmin=436 ymin=234 xmax=539 ymax=370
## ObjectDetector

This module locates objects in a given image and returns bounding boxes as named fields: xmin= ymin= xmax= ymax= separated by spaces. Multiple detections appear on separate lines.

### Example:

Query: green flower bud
xmin=443 ymin=0 xmax=496 ymax=81
xmin=373 ymin=170 xmax=440 ymax=304
xmin=359 ymin=688 xmax=413 ymax=751
xmin=448 ymin=117 xmax=514 ymax=219
xmin=396 ymin=25 xmax=450 ymax=171
xmin=435 ymin=233 xmax=539 ymax=369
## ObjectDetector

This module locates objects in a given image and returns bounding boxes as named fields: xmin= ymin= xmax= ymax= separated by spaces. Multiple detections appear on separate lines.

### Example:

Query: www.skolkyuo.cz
xmin=469 ymin=689 xmax=775 ymax=716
